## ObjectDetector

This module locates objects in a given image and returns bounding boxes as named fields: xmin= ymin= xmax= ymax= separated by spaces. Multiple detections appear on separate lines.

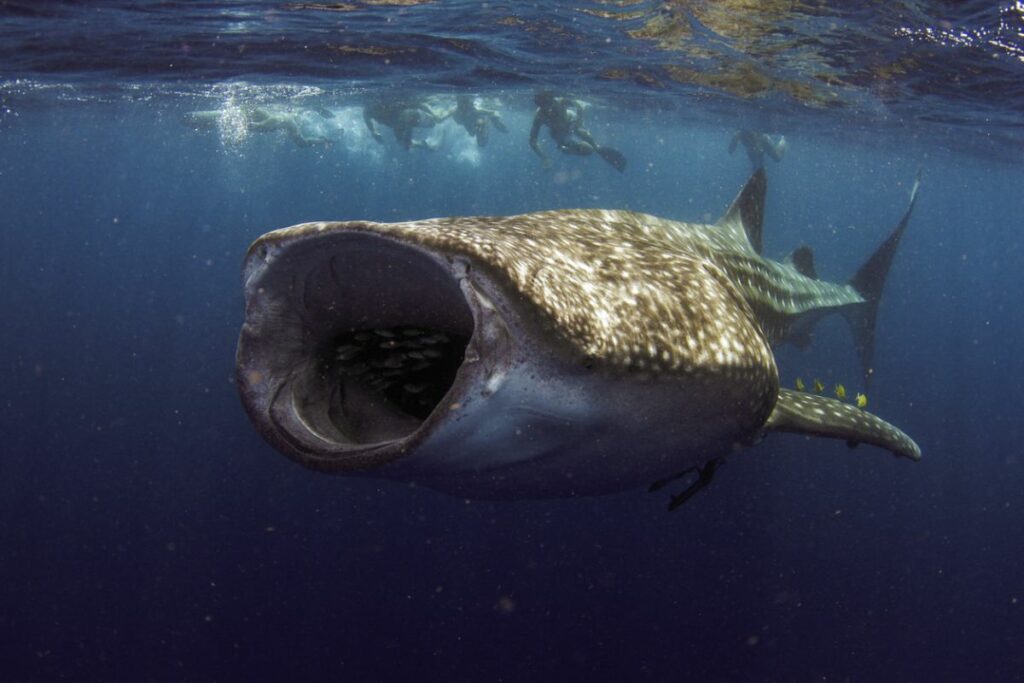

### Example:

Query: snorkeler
xmin=728 ymin=129 xmax=787 ymax=171
xmin=363 ymin=96 xmax=452 ymax=151
xmin=451 ymin=95 xmax=508 ymax=148
xmin=246 ymin=106 xmax=334 ymax=147
xmin=183 ymin=105 xmax=333 ymax=147
xmin=528 ymin=91 xmax=627 ymax=172
xmin=648 ymin=458 xmax=723 ymax=511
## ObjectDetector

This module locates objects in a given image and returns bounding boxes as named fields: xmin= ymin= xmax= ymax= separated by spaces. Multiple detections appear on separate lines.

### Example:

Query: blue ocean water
xmin=1 ymin=2 xmax=1023 ymax=681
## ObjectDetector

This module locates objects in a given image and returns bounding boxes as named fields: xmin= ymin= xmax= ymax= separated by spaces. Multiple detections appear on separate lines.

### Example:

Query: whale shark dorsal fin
xmin=765 ymin=389 xmax=920 ymax=461
xmin=786 ymin=245 xmax=817 ymax=279
xmin=716 ymin=168 xmax=766 ymax=254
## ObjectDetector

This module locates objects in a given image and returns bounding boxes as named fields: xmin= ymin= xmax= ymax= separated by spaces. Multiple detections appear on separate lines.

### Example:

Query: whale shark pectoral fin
xmin=765 ymin=389 xmax=921 ymax=461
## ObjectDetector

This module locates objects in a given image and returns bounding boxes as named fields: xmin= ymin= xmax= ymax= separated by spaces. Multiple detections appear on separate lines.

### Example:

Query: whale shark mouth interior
xmin=329 ymin=326 xmax=469 ymax=422
xmin=259 ymin=234 xmax=479 ymax=458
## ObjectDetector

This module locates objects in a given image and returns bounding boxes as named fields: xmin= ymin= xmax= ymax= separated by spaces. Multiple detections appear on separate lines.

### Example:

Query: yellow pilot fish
xmin=813 ymin=379 xmax=825 ymax=393
xmin=795 ymin=377 xmax=806 ymax=392
xmin=834 ymin=384 xmax=846 ymax=400
xmin=855 ymin=393 xmax=868 ymax=409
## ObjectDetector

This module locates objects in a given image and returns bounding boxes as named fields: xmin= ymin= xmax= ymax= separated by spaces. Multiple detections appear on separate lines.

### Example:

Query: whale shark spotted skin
xmin=236 ymin=169 xmax=920 ymax=501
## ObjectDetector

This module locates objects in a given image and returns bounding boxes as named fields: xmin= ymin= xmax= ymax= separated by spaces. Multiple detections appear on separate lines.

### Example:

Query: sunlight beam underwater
xmin=236 ymin=169 xmax=921 ymax=507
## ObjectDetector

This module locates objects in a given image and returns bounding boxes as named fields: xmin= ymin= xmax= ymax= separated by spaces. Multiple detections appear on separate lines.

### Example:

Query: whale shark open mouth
xmin=237 ymin=229 xmax=509 ymax=472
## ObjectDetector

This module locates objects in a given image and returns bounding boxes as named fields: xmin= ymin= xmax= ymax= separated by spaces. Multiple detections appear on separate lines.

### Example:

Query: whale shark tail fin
xmin=843 ymin=169 xmax=921 ymax=386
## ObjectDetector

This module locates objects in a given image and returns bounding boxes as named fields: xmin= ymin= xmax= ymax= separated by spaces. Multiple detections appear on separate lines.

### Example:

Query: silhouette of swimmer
xmin=184 ymin=106 xmax=333 ymax=147
xmin=451 ymin=95 xmax=508 ymax=147
xmin=363 ymin=96 xmax=451 ymax=151
xmin=529 ymin=91 xmax=626 ymax=172
xmin=648 ymin=458 xmax=723 ymax=511
xmin=729 ymin=129 xmax=787 ymax=170
xmin=247 ymin=107 xmax=334 ymax=147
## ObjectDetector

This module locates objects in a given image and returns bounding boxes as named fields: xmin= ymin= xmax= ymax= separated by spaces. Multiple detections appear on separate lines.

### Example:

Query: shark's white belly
xmin=380 ymin=360 xmax=762 ymax=498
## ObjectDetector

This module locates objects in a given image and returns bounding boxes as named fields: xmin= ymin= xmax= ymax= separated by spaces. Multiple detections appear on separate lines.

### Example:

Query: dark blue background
xmin=1 ymin=102 xmax=1021 ymax=681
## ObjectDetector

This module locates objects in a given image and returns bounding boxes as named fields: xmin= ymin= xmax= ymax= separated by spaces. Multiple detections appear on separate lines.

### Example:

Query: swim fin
xmin=598 ymin=146 xmax=627 ymax=172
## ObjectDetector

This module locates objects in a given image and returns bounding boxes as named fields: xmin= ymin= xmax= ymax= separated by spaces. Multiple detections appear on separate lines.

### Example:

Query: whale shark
xmin=236 ymin=169 xmax=920 ymax=506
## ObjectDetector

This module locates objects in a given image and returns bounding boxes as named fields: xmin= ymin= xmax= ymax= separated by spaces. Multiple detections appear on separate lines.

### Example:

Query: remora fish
xmin=236 ymin=169 xmax=921 ymax=503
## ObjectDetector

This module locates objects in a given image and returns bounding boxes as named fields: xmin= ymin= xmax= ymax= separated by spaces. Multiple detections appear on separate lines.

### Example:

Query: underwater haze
xmin=1 ymin=1 xmax=1023 ymax=681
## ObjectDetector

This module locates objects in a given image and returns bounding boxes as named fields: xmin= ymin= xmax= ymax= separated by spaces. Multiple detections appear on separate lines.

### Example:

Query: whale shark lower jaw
xmin=236 ymin=170 xmax=921 ymax=501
